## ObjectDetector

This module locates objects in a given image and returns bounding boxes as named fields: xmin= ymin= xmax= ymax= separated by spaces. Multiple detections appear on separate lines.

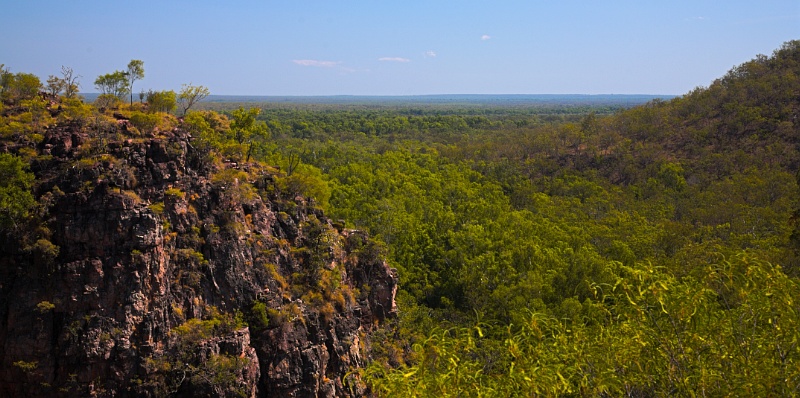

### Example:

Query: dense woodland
xmin=1 ymin=40 xmax=800 ymax=396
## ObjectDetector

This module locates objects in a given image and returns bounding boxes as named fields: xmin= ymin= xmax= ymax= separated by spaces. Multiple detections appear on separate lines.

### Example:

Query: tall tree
xmin=0 ymin=64 xmax=11 ymax=96
xmin=3 ymin=72 xmax=42 ymax=102
xmin=178 ymin=83 xmax=210 ymax=115
xmin=94 ymin=71 xmax=129 ymax=99
xmin=60 ymin=66 xmax=80 ymax=98
xmin=230 ymin=107 xmax=268 ymax=161
xmin=45 ymin=66 xmax=80 ymax=98
xmin=126 ymin=59 xmax=144 ymax=105
xmin=45 ymin=75 xmax=64 ymax=97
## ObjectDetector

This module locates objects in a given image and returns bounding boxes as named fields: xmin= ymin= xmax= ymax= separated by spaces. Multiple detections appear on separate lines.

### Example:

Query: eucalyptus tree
xmin=126 ymin=59 xmax=144 ymax=105
xmin=60 ymin=66 xmax=80 ymax=98
xmin=45 ymin=75 xmax=64 ymax=96
xmin=94 ymin=71 xmax=129 ymax=99
xmin=178 ymin=83 xmax=210 ymax=115
xmin=46 ymin=66 xmax=80 ymax=98
xmin=230 ymin=107 xmax=268 ymax=161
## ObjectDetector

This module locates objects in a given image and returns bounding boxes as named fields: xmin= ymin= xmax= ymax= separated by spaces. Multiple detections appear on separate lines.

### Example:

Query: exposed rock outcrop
xmin=0 ymin=120 xmax=397 ymax=397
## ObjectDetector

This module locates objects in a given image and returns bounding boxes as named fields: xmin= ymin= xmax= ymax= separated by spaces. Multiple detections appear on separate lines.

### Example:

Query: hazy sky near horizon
xmin=1 ymin=1 xmax=797 ymax=96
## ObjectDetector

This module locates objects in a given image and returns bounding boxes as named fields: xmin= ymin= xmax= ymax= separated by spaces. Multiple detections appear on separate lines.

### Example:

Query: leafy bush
xmin=12 ymin=360 xmax=38 ymax=373
xmin=58 ymin=97 xmax=94 ymax=123
xmin=30 ymin=238 xmax=60 ymax=264
xmin=277 ymin=164 xmax=331 ymax=209
xmin=171 ymin=307 xmax=245 ymax=345
xmin=211 ymin=168 xmax=257 ymax=202
xmin=94 ymin=93 xmax=121 ymax=110
xmin=249 ymin=301 xmax=270 ymax=330
xmin=129 ymin=111 xmax=159 ymax=133
xmin=36 ymin=301 xmax=55 ymax=313
xmin=146 ymin=90 xmax=177 ymax=114
xmin=0 ymin=153 xmax=35 ymax=230
xmin=148 ymin=202 xmax=165 ymax=215
xmin=164 ymin=187 xmax=185 ymax=199
xmin=2 ymin=72 xmax=41 ymax=102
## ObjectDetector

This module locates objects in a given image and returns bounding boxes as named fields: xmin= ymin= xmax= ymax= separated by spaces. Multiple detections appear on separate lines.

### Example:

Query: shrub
xmin=145 ymin=90 xmax=177 ymax=114
xmin=30 ymin=238 xmax=59 ymax=264
xmin=177 ymin=248 xmax=208 ymax=266
xmin=249 ymin=301 xmax=270 ymax=330
xmin=164 ymin=187 xmax=185 ymax=199
xmin=148 ymin=202 xmax=165 ymax=215
xmin=94 ymin=94 xmax=121 ymax=110
xmin=212 ymin=168 xmax=257 ymax=202
xmin=0 ymin=153 xmax=35 ymax=230
xmin=59 ymin=98 xmax=95 ymax=123
xmin=129 ymin=111 xmax=159 ymax=134
xmin=264 ymin=262 xmax=288 ymax=290
xmin=171 ymin=306 xmax=245 ymax=345
xmin=172 ymin=318 xmax=219 ymax=344
xmin=12 ymin=360 xmax=38 ymax=373
xmin=36 ymin=301 xmax=55 ymax=313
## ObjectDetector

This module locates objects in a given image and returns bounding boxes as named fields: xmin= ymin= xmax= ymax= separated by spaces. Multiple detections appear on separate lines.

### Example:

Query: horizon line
xmin=79 ymin=92 xmax=679 ymax=98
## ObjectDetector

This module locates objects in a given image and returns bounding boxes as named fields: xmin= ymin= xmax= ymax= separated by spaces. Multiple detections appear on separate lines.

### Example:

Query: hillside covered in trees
xmin=242 ymin=41 xmax=800 ymax=396
xmin=0 ymin=40 xmax=799 ymax=397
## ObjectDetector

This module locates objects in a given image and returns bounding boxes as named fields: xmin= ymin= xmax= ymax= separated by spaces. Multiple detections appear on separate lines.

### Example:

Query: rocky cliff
xmin=0 ymin=112 xmax=397 ymax=397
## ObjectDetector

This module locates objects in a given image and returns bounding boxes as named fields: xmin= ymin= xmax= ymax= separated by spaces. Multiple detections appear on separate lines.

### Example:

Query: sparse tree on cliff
xmin=60 ymin=66 xmax=80 ymax=98
xmin=178 ymin=83 xmax=210 ymax=115
xmin=126 ymin=59 xmax=144 ymax=105
xmin=230 ymin=107 xmax=269 ymax=162
xmin=45 ymin=66 xmax=80 ymax=98
xmin=0 ymin=64 xmax=11 ymax=97
xmin=46 ymin=75 xmax=65 ymax=97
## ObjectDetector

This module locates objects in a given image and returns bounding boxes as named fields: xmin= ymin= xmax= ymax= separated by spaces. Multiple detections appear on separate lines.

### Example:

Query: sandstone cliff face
xmin=0 ymin=121 xmax=397 ymax=397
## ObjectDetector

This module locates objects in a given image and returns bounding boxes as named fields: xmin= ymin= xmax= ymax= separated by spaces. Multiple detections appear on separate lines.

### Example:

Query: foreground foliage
xmin=365 ymin=253 xmax=800 ymax=396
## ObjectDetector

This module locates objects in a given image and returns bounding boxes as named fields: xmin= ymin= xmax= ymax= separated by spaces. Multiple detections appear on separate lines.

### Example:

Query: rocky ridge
xmin=0 ymin=115 xmax=397 ymax=397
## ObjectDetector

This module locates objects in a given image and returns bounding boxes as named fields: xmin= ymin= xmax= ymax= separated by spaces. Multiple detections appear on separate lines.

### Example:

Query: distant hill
xmin=611 ymin=40 xmax=800 ymax=170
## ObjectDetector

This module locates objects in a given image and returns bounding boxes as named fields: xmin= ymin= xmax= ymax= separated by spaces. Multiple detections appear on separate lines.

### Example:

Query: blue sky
xmin=1 ymin=1 xmax=797 ymax=96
